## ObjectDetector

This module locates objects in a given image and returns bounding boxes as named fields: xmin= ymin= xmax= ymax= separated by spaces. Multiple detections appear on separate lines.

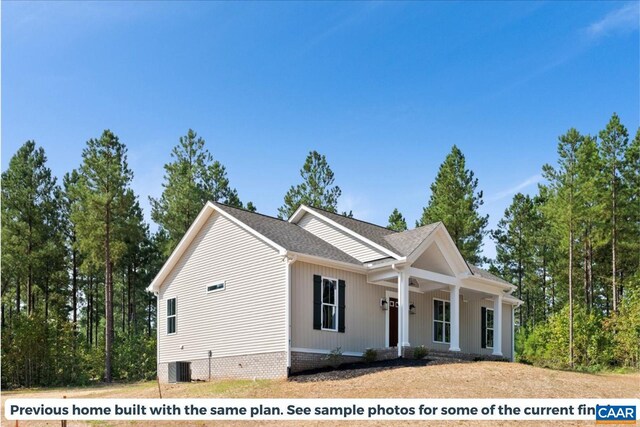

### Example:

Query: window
xmin=206 ymin=281 xmax=225 ymax=293
xmin=433 ymin=299 xmax=450 ymax=343
xmin=167 ymin=298 xmax=176 ymax=334
xmin=321 ymin=277 xmax=338 ymax=331
xmin=484 ymin=308 xmax=494 ymax=349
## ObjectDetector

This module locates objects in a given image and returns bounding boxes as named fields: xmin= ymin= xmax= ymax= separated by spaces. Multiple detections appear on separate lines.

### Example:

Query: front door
xmin=389 ymin=297 xmax=398 ymax=347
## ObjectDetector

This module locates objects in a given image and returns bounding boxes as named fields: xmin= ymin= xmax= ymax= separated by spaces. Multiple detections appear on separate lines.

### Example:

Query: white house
xmin=148 ymin=202 xmax=522 ymax=381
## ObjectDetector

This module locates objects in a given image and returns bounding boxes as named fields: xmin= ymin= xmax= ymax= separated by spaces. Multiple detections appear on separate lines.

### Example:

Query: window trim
xmin=484 ymin=307 xmax=494 ymax=349
xmin=166 ymin=297 xmax=177 ymax=335
xmin=432 ymin=297 xmax=451 ymax=344
xmin=320 ymin=276 xmax=339 ymax=332
xmin=206 ymin=280 xmax=226 ymax=294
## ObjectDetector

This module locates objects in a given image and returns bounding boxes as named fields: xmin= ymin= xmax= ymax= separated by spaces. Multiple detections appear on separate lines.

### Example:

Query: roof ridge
xmin=305 ymin=205 xmax=393 ymax=232
xmin=211 ymin=201 xmax=286 ymax=223
xmin=388 ymin=221 xmax=441 ymax=236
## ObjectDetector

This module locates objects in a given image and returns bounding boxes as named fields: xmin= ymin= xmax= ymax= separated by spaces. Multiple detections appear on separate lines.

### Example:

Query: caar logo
xmin=596 ymin=405 xmax=636 ymax=424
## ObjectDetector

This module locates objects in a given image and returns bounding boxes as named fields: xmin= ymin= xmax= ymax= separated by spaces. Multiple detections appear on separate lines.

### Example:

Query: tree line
xmin=2 ymin=113 xmax=638 ymax=388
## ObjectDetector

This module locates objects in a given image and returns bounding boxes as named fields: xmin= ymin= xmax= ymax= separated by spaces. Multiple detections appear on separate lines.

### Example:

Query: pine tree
xmin=417 ymin=145 xmax=488 ymax=264
xmin=62 ymin=170 xmax=82 ymax=332
xmin=542 ymin=128 xmax=584 ymax=368
xmin=598 ymin=114 xmax=629 ymax=312
xmin=150 ymin=129 xmax=248 ymax=255
xmin=278 ymin=150 xmax=342 ymax=219
xmin=387 ymin=208 xmax=408 ymax=231
xmin=72 ymin=130 xmax=133 ymax=382
xmin=1 ymin=141 xmax=59 ymax=317
xmin=621 ymin=129 xmax=640 ymax=277
xmin=492 ymin=193 xmax=536 ymax=326
xmin=575 ymin=136 xmax=601 ymax=311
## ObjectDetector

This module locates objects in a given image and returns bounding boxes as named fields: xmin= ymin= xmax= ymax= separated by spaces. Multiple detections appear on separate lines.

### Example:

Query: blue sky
xmin=3 ymin=1 xmax=639 ymax=260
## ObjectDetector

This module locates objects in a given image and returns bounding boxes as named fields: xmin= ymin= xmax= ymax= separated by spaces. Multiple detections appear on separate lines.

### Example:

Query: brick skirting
xmin=157 ymin=351 xmax=288 ymax=382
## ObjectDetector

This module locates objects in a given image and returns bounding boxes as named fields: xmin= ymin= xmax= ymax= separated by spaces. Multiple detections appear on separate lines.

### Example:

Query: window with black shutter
xmin=313 ymin=275 xmax=345 ymax=333
xmin=481 ymin=307 xmax=494 ymax=349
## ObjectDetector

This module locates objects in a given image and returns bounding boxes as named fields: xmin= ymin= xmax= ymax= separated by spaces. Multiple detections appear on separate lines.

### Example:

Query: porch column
xmin=449 ymin=284 xmax=460 ymax=352
xmin=493 ymin=294 xmax=503 ymax=356
xmin=397 ymin=269 xmax=410 ymax=357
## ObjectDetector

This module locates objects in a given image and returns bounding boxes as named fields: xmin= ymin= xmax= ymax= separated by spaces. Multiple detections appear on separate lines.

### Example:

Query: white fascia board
xmin=459 ymin=276 xmax=518 ymax=300
xmin=289 ymin=205 xmax=403 ymax=261
xmin=148 ymin=202 xmax=287 ymax=293
xmin=460 ymin=272 xmax=517 ymax=292
xmin=504 ymin=295 xmax=524 ymax=306
xmin=365 ymin=257 xmax=408 ymax=270
xmin=287 ymin=205 xmax=308 ymax=224
xmin=408 ymin=267 xmax=459 ymax=286
xmin=288 ymin=252 xmax=367 ymax=274
xmin=405 ymin=224 xmax=471 ymax=276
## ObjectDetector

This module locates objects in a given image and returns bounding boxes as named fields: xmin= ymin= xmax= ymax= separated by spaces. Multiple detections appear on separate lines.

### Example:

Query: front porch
xmin=367 ymin=263 xmax=517 ymax=360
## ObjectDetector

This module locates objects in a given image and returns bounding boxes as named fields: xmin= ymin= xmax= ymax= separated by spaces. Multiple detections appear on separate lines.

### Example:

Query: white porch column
xmin=493 ymin=294 xmax=503 ymax=356
xmin=397 ymin=269 xmax=410 ymax=357
xmin=449 ymin=284 xmax=460 ymax=352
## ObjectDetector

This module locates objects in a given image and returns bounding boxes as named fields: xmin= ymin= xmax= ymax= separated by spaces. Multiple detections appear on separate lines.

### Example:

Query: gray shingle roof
xmin=468 ymin=264 xmax=512 ymax=286
xmin=214 ymin=202 xmax=510 ymax=285
xmin=304 ymin=206 xmax=400 ymax=254
xmin=212 ymin=202 xmax=361 ymax=265
xmin=383 ymin=223 xmax=440 ymax=256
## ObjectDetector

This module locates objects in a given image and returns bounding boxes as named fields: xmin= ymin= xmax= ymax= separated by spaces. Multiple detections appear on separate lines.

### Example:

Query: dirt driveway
xmin=2 ymin=362 xmax=638 ymax=426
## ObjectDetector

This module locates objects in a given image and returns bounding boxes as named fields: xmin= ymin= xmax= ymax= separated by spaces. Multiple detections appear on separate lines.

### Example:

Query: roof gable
xmin=289 ymin=205 xmax=402 ymax=259
xmin=148 ymin=202 xmax=361 ymax=293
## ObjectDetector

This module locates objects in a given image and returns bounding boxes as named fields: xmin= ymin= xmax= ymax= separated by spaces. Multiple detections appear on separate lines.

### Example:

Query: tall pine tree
xmin=150 ymin=129 xmax=249 ymax=255
xmin=417 ymin=145 xmax=488 ymax=264
xmin=387 ymin=208 xmax=408 ymax=231
xmin=492 ymin=193 xmax=536 ymax=326
xmin=598 ymin=113 xmax=629 ymax=312
xmin=1 ymin=141 xmax=59 ymax=317
xmin=541 ymin=128 xmax=584 ymax=367
xmin=72 ymin=130 xmax=133 ymax=382
xmin=278 ymin=150 xmax=342 ymax=219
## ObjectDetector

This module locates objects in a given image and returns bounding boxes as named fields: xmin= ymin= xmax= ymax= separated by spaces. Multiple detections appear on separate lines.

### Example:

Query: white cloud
xmin=587 ymin=2 xmax=639 ymax=38
xmin=487 ymin=174 xmax=542 ymax=202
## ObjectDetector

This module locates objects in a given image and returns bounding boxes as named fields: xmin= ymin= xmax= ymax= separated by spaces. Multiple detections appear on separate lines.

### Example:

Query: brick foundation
xmin=157 ymin=351 xmax=287 ymax=382
xmin=290 ymin=351 xmax=363 ymax=373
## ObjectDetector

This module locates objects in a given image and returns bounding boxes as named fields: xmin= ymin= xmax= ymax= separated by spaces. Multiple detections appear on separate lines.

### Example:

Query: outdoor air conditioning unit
xmin=168 ymin=361 xmax=191 ymax=383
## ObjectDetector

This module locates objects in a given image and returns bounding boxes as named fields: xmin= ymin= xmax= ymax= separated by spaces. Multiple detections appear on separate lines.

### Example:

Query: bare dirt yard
xmin=2 ymin=361 xmax=638 ymax=426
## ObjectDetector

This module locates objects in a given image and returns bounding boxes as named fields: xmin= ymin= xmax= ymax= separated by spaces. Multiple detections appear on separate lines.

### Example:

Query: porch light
xmin=380 ymin=298 xmax=389 ymax=310
xmin=409 ymin=303 xmax=416 ymax=315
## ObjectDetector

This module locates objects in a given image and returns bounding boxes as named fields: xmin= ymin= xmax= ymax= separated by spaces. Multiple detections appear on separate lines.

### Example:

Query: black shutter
xmin=313 ymin=275 xmax=322 ymax=330
xmin=481 ymin=307 xmax=487 ymax=348
xmin=338 ymin=280 xmax=346 ymax=333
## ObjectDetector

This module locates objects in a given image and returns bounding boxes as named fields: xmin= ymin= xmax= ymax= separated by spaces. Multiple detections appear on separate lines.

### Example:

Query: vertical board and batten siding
xmin=296 ymin=213 xmax=388 ymax=262
xmin=290 ymin=260 xmax=513 ymax=359
xmin=158 ymin=211 xmax=286 ymax=364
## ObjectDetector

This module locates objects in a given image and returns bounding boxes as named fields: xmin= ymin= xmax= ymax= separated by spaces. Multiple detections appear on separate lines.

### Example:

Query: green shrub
xmin=413 ymin=345 xmax=428 ymax=360
xmin=363 ymin=348 xmax=377 ymax=363
xmin=324 ymin=347 xmax=343 ymax=368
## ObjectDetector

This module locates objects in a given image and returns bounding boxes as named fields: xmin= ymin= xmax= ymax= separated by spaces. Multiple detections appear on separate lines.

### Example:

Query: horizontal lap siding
xmin=290 ymin=261 xmax=387 ymax=352
xmin=289 ymin=259 xmax=514 ymax=359
xmin=158 ymin=212 xmax=285 ymax=364
xmin=297 ymin=213 xmax=387 ymax=262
